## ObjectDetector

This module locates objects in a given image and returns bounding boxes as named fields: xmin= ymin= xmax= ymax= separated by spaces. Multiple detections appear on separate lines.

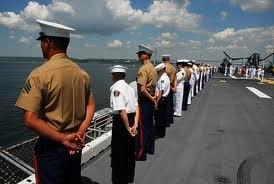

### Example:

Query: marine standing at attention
xmin=109 ymin=65 xmax=139 ymax=184
xmin=15 ymin=20 xmax=96 ymax=184
xmin=136 ymin=44 xmax=157 ymax=160
xmin=162 ymin=54 xmax=176 ymax=126
xmin=154 ymin=63 xmax=170 ymax=138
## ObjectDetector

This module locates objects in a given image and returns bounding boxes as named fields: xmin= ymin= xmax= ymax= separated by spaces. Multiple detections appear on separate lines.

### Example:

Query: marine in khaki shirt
xmin=15 ymin=19 xmax=96 ymax=184
xmin=162 ymin=55 xmax=176 ymax=91
xmin=183 ymin=65 xmax=192 ymax=82
xmin=137 ymin=61 xmax=157 ymax=98
xmin=135 ymin=43 xmax=157 ymax=159
xmin=165 ymin=63 xmax=176 ymax=87
xmin=16 ymin=53 xmax=91 ymax=132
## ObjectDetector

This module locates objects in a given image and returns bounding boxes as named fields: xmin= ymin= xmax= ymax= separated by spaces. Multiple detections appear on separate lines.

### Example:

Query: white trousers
xmin=196 ymin=79 xmax=199 ymax=94
xmin=191 ymin=82 xmax=195 ymax=97
xmin=199 ymin=75 xmax=203 ymax=90
xmin=173 ymin=88 xmax=184 ymax=116
xmin=188 ymin=87 xmax=192 ymax=105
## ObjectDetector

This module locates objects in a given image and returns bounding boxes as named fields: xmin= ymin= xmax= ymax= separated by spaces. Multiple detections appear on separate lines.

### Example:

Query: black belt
xmin=113 ymin=112 xmax=136 ymax=117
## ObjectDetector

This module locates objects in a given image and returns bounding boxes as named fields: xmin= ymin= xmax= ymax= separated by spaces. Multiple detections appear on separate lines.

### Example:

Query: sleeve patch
xmin=23 ymin=79 xmax=32 ymax=94
xmin=114 ymin=90 xmax=120 ymax=97
xmin=137 ymin=72 xmax=143 ymax=78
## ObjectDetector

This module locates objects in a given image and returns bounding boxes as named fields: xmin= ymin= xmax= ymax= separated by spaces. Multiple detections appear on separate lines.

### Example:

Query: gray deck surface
xmin=81 ymin=74 xmax=274 ymax=184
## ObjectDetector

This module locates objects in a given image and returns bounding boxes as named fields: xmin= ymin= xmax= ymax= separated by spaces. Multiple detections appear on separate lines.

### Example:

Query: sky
xmin=0 ymin=0 xmax=273 ymax=61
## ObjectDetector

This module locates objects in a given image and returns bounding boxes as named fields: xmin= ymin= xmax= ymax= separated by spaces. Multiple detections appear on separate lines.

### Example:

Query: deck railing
xmin=0 ymin=108 xmax=113 ymax=184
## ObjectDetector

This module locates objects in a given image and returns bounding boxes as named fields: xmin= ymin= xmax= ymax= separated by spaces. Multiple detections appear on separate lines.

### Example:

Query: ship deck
xmin=81 ymin=74 xmax=274 ymax=184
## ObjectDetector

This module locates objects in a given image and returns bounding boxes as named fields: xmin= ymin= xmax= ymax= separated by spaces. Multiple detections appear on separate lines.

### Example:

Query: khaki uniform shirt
xmin=165 ymin=62 xmax=176 ymax=87
xmin=137 ymin=61 xmax=157 ymax=96
xmin=183 ymin=67 xmax=191 ymax=82
xmin=16 ymin=53 xmax=91 ymax=132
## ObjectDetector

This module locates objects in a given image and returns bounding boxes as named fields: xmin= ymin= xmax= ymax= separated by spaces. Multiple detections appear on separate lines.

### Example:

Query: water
xmin=0 ymin=57 xmax=138 ymax=147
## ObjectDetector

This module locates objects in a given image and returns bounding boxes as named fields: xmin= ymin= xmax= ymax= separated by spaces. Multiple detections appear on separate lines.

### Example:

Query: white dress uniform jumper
xmin=155 ymin=70 xmax=170 ymax=138
xmin=110 ymin=66 xmax=138 ymax=184
xmin=173 ymin=68 xmax=185 ymax=116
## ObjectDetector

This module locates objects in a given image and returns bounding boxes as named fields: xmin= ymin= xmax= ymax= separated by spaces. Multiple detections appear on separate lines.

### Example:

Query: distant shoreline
xmin=0 ymin=56 xmax=221 ymax=64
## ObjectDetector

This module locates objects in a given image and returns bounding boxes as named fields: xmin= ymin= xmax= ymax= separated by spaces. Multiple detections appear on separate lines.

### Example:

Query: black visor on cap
xmin=36 ymin=32 xmax=45 ymax=40
xmin=136 ymin=50 xmax=147 ymax=55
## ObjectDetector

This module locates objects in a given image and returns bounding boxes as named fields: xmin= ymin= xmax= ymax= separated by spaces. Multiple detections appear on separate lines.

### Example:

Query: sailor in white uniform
xmin=199 ymin=65 xmax=204 ymax=90
xmin=154 ymin=63 xmax=170 ymax=138
xmin=193 ymin=64 xmax=200 ymax=95
xmin=173 ymin=60 xmax=185 ymax=117
xmin=109 ymin=65 xmax=139 ymax=184
xmin=245 ymin=67 xmax=249 ymax=79
xmin=188 ymin=62 xmax=195 ymax=105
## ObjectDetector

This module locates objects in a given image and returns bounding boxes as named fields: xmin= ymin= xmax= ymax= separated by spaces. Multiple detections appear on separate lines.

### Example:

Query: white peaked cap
xmin=36 ymin=19 xmax=75 ymax=39
xmin=110 ymin=65 xmax=127 ymax=73
xmin=155 ymin=63 xmax=166 ymax=71
xmin=176 ymin=59 xmax=190 ymax=64
xmin=187 ymin=62 xmax=193 ymax=66
xmin=136 ymin=44 xmax=154 ymax=54
xmin=162 ymin=54 xmax=171 ymax=58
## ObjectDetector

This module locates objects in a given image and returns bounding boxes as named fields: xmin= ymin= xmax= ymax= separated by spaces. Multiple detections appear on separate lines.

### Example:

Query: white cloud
xmin=0 ymin=0 xmax=201 ymax=35
xmin=208 ymin=38 xmax=215 ymax=44
xmin=142 ymin=1 xmax=201 ymax=29
xmin=9 ymin=35 xmax=15 ymax=39
xmin=0 ymin=1 xmax=74 ymax=32
xmin=70 ymin=34 xmax=85 ymax=39
xmin=160 ymin=32 xmax=177 ymax=40
xmin=19 ymin=36 xmax=31 ymax=44
xmin=180 ymin=40 xmax=201 ymax=49
xmin=208 ymin=25 xmax=274 ymax=58
xmin=0 ymin=12 xmax=32 ymax=31
xmin=229 ymin=0 xmax=274 ymax=12
xmin=107 ymin=40 xmax=123 ymax=48
xmin=208 ymin=44 xmax=248 ymax=50
xmin=212 ymin=26 xmax=274 ymax=43
xmin=155 ymin=40 xmax=175 ymax=48
xmin=153 ymin=32 xmax=177 ymax=48
xmin=84 ymin=43 xmax=96 ymax=48
xmin=265 ymin=45 xmax=274 ymax=53
xmin=220 ymin=11 xmax=228 ymax=21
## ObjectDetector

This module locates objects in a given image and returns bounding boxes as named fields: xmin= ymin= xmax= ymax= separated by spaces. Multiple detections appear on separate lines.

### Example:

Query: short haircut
xmin=112 ymin=72 xmax=126 ymax=80
xmin=43 ymin=36 xmax=70 ymax=51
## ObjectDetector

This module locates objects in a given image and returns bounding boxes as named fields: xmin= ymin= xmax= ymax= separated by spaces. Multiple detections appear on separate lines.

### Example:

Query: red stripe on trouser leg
xmin=136 ymin=107 xmax=144 ymax=159
xmin=33 ymin=153 xmax=40 ymax=184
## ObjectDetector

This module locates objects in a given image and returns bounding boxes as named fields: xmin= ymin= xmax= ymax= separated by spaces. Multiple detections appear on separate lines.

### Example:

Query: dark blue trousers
xmin=34 ymin=138 xmax=82 ymax=184
xmin=155 ymin=97 xmax=168 ymax=138
xmin=182 ymin=82 xmax=190 ymax=111
xmin=141 ymin=100 xmax=155 ymax=155
xmin=111 ymin=114 xmax=136 ymax=184
xmin=166 ymin=91 xmax=174 ymax=126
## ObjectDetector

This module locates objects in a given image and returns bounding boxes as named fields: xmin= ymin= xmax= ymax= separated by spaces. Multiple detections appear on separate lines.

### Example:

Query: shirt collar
xmin=48 ymin=53 xmax=68 ymax=62
xmin=110 ymin=79 xmax=125 ymax=91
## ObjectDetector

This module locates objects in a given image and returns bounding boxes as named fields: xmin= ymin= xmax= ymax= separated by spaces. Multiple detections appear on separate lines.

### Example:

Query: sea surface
xmin=0 ymin=57 xmax=220 ymax=147
xmin=0 ymin=57 xmax=139 ymax=147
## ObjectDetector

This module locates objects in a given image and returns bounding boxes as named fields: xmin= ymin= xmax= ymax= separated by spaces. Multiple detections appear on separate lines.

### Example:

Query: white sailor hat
xmin=162 ymin=54 xmax=171 ymax=58
xmin=155 ymin=63 xmax=166 ymax=71
xmin=110 ymin=65 xmax=127 ymax=73
xmin=36 ymin=19 xmax=75 ymax=40
xmin=136 ymin=44 xmax=154 ymax=54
